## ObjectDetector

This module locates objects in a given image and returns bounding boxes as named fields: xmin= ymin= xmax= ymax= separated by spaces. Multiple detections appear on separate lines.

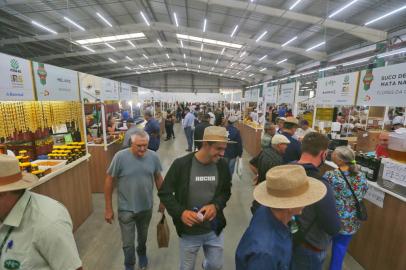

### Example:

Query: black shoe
xmin=164 ymin=138 xmax=170 ymax=141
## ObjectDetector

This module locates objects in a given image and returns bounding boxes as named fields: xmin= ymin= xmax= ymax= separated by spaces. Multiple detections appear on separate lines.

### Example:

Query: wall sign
xmin=119 ymin=83 xmax=132 ymax=101
xmin=382 ymin=158 xmax=406 ymax=188
xmin=79 ymin=72 xmax=103 ymax=103
xmin=33 ymin=62 xmax=79 ymax=101
xmin=102 ymin=78 xmax=119 ymax=101
xmin=357 ymin=63 xmax=406 ymax=106
xmin=265 ymin=84 xmax=278 ymax=104
xmin=316 ymin=72 xmax=359 ymax=105
xmin=278 ymin=82 xmax=296 ymax=104
xmin=0 ymin=52 xmax=35 ymax=101
xmin=364 ymin=184 xmax=385 ymax=208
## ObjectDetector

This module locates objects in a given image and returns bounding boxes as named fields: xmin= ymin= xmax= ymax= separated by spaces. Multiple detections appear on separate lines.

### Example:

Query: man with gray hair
xmin=144 ymin=110 xmax=161 ymax=151
xmin=104 ymin=130 xmax=164 ymax=270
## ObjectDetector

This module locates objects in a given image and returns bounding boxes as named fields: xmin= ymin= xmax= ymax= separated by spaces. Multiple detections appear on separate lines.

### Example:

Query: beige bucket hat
xmin=194 ymin=126 xmax=236 ymax=143
xmin=0 ymin=155 xmax=38 ymax=192
xmin=254 ymin=165 xmax=326 ymax=209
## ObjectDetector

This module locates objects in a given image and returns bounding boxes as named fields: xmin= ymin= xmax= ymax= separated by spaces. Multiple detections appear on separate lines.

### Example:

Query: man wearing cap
xmin=281 ymin=117 xmax=302 ymax=163
xmin=0 ymin=155 xmax=83 ymax=270
xmin=224 ymin=116 xmax=243 ymax=175
xmin=291 ymin=132 xmax=340 ymax=270
xmin=194 ymin=114 xmax=212 ymax=150
xmin=235 ymin=165 xmax=327 ymax=270
xmin=249 ymin=134 xmax=291 ymax=213
xmin=159 ymin=126 xmax=232 ymax=270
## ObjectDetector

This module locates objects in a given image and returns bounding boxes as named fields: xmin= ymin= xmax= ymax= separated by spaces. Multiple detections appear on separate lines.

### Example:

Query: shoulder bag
xmin=338 ymin=169 xmax=368 ymax=221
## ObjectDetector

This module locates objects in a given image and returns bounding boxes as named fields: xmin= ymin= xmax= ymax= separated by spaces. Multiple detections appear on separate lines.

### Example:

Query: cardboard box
xmin=356 ymin=130 xmax=381 ymax=152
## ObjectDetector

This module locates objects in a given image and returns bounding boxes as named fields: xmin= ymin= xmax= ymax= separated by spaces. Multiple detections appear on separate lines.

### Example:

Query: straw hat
xmin=254 ymin=165 xmax=326 ymax=209
xmin=195 ymin=126 xmax=236 ymax=143
xmin=0 ymin=155 xmax=38 ymax=192
xmin=271 ymin=134 xmax=291 ymax=145
xmin=285 ymin=117 xmax=299 ymax=125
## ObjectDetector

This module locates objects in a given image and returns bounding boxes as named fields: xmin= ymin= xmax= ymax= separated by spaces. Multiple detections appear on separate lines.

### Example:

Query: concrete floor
xmin=74 ymin=123 xmax=364 ymax=270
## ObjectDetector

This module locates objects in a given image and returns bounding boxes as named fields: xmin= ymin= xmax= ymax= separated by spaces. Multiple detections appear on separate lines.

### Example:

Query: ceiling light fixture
xmin=201 ymin=43 xmax=204 ymax=51
xmin=166 ymin=53 xmax=170 ymax=59
xmin=125 ymin=66 xmax=131 ymax=70
xmin=180 ymin=40 xmax=184 ymax=48
xmin=171 ymin=62 xmax=174 ymax=66
xmin=240 ymin=51 xmax=246 ymax=58
xmin=139 ymin=65 xmax=144 ymax=68
xmin=199 ymin=65 xmax=201 ymax=69
xmin=183 ymin=53 xmax=186 ymax=59
xmin=236 ymin=71 xmax=241 ymax=75
xmin=140 ymin=11 xmax=150 ymax=26
xmin=203 ymin=18 xmax=207 ymax=32
xmin=244 ymin=65 xmax=251 ymax=70
xmin=319 ymin=66 xmax=336 ymax=72
xmin=31 ymin=20 xmax=58 ymax=34
xmin=289 ymin=0 xmax=303 ymax=10
xmin=224 ymin=69 xmax=228 ymax=73
xmin=96 ymin=12 xmax=112 ymax=27
xmin=157 ymin=39 xmax=163 ymax=47
xmin=277 ymin=58 xmax=288 ymax=64
xmin=143 ymin=54 xmax=149 ymax=59
xmin=377 ymin=48 xmax=406 ymax=58
xmin=147 ymin=70 xmax=151 ymax=73
xmin=76 ymin=32 xmax=145 ymax=45
xmin=306 ymin=41 xmax=326 ymax=51
xmin=176 ymin=34 xmax=242 ymax=49
xmin=249 ymin=73 xmax=254 ymax=77
xmin=105 ymin=43 xmax=116 ymax=50
xmin=211 ymin=67 xmax=215 ymax=71
xmin=128 ymin=40 xmax=136 ymax=47
xmin=63 ymin=17 xmax=85 ymax=31
xmin=221 ymin=48 xmax=225 ymax=55
xmin=82 ymin=45 xmax=95 ymax=52
xmin=365 ymin=5 xmax=406 ymax=26
xmin=173 ymin=12 xmax=179 ymax=27
xmin=108 ymin=58 xmax=117 ymax=63
xmin=153 ymin=62 xmax=157 ymax=67
xmin=256 ymin=31 xmax=268 ymax=42
xmin=342 ymin=57 xmax=370 ymax=66
xmin=329 ymin=0 xmax=359 ymax=18
xmin=199 ymin=56 xmax=202 ymax=61
xmin=259 ymin=55 xmax=267 ymax=61
xmin=260 ymin=67 xmax=267 ymax=72
xmin=185 ymin=63 xmax=188 ymax=67
xmin=126 ymin=56 xmax=133 ymax=61
xmin=230 ymin=25 xmax=239 ymax=37
xmin=215 ymin=59 xmax=219 ymax=64
xmin=230 ymin=62 xmax=236 ymax=67
xmin=281 ymin=36 xmax=297 ymax=47
xmin=175 ymin=68 xmax=178 ymax=71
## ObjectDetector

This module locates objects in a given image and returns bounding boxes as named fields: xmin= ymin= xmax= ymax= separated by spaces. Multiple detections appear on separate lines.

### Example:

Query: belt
xmin=302 ymin=241 xmax=324 ymax=253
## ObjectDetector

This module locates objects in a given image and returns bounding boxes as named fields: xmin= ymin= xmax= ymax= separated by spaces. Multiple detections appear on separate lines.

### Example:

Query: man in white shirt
xmin=296 ymin=120 xmax=315 ymax=139
xmin=207 ymin=108 xmax=216 ymax=126
xmin=183 ymin=107 xmax=196 ymax=152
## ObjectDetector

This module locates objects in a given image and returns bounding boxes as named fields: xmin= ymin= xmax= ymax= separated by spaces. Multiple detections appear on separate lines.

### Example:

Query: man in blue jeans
xmin=159 ymin=126 xmax=233 ymax=270
xmin=104 ymin=130 xmax=165 ymax=270
xmin=183 ymin=107 xmax=196 ymax=152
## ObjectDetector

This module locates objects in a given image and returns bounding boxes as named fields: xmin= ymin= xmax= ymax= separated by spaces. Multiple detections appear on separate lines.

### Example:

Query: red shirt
xmin=375 ymin=145 xmax=389 ymax=158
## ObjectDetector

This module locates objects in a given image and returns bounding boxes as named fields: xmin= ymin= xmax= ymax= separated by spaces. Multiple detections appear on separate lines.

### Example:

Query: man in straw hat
xmin=235 ymin=165 xmax=327 ymax=269
xmin=159 ymin=126 xmax=233 ymax=270
xmin=0 ymin=155 xmax=82 ymax=270
xmin=291 ymin=132 xmax=340 ymax=270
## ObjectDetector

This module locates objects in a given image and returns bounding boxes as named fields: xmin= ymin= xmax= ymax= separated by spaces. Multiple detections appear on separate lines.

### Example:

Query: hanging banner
xmin=0 ymin=52 xmax=35 ymax=101
xmin=102 ymin=78 xmax=119 ymax=101
xmin=119 ymin=83 xmax=132 ymax=101
xmin=265 ymin=83 xmax=278 ymax=104
xmin=233 ymin=91 xmax=242 ymax=102
xmin=79 ymin=72 xmax=103 ymax=103
xmin=316 ymin=72 xmax=359 ymax=105
xmin=251 ymin=88 xmax=259 ymax=102
xmin=33 ymin=62 xmax=79 ymax=101
xmin=357 ymin=63 xmax=406 ymax=106
xmin=278 ymin=82 xmax=296 ymax=104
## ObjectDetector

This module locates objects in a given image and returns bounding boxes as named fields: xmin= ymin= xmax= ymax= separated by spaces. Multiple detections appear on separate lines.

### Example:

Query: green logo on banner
xmin=10 ymin=59 xmax=19 ymax=70
xmin=4 ymin=259 xmax=20 ymax=270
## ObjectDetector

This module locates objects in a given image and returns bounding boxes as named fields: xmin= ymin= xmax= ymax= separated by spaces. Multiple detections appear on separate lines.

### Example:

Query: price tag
xmin=363 ymin=133 xmax=368 ymax=137
xmin=382 ymin=159 xmax=406 ymax=187
xmin=365 ymin=184 xmax=385 ymax=208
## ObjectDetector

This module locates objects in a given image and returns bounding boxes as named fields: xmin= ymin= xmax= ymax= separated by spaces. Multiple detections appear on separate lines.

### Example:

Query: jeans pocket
xmin=118 ymin=211 xmax=134 ymax=224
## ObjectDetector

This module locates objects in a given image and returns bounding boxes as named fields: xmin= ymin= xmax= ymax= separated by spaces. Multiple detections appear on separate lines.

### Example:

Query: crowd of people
xmin=1 ymin=102 xmax=388 ymax=270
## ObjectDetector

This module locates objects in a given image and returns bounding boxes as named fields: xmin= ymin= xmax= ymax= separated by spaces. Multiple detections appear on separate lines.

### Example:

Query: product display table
xmin=237 ymin=122 xmax=262 ymax=157
xmin=87 ymin=139 xmax=121 ymax=193
xmin=30 ymin=154 xmax=93 ymax=231
xmin=323 ymin=161 xmax=406 ymax=270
